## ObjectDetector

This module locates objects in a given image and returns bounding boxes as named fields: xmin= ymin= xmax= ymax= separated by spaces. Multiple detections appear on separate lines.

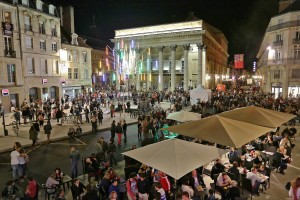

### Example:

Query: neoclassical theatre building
xmin=111 ymin=19 xmax=229 ymax=91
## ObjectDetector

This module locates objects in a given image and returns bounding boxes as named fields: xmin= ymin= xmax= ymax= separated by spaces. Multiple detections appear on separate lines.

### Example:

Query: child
xmin=18 ymin=149 xmax=29 ymax=180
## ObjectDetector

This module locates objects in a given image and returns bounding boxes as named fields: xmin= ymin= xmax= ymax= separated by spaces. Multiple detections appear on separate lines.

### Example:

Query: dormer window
xmin=36 ymin=0 xmax=43 ymax=11
xmin=49 ymin=5 xmax=55 ymax=15
xmin=71 ymin=33 xmax=78 ymax=46
xmin=22 ymin=0 xmax=28 ymax=6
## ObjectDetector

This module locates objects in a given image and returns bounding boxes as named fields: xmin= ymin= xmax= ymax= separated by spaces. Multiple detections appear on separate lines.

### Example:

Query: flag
xmin=234 ymin=54 xmax=244 ymax=69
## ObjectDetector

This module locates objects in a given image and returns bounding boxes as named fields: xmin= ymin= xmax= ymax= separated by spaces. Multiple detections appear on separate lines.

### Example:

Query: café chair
xmin=241 ymin=176 xmax=253 ymax=200
xmin=42 ymin=184 xmax=56 ymax=200
xmin=243 ymin=160 xmax=253 ymax=171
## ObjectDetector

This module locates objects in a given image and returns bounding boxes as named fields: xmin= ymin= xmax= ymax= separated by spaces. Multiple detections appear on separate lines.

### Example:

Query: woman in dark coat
xmin=44 ymin=121 xmax=52 ymax=144
xmin=29 ymin=125 xmax=38 ymax=146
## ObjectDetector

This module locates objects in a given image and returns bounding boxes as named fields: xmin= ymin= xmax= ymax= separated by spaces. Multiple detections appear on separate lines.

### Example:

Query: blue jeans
xmin=71 ymin=162 xmax=78 ymax=179
xmin=12 ymin=164 xmax=21 ymax=180
xmin=253 ymin=181 xmax=261 ymax=194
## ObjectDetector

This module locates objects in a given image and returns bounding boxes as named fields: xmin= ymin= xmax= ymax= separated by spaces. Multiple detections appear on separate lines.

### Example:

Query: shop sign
xmin=2 ymin=89 xmax=9 ymax=96
xmin=42 ymin=79 xmax=48 ymax=84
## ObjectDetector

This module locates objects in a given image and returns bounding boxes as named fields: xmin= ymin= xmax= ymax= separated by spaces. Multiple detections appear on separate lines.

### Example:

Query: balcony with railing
xmin=4 ymin=50 xmax=16 ymax=58
xmin=293 ymin=38 xmax=300 ymax=44
xmin=267 ymin=20 xmax=300 ymax=32
xmin=273 ymin=40 xmax=283 ymax=46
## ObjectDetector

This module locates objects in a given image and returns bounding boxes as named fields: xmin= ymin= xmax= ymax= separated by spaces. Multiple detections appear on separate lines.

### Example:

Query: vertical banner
xmin=234 ymin=54 xmax=244 ymax=69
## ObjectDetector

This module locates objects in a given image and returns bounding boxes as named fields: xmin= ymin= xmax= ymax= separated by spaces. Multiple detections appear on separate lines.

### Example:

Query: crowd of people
xmin=3 ymin=87 xmax=300 ymax=200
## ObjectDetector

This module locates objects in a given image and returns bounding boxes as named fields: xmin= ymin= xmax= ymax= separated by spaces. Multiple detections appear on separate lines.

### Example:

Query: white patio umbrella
xmin=167 ymin=110 xmax=202 ymax=122
xmin=122 ymin=138 xmax=228 ymax=180
xmin=219 ymin=106 xmax=296 ymax=128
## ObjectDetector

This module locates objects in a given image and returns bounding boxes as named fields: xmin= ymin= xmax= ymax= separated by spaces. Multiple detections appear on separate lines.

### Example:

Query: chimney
xmin=279 ymin=0 xmax=295 ymax=13
xmin=62 ymin=6 xmax=75 ymax=33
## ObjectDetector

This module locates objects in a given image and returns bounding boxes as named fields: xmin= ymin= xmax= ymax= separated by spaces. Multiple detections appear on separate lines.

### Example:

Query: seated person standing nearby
xmin=228 ymin=147 xmax=240 ymax=164
xmin=246 ymin=168 xmax=262 ymax=196
xmin=228 ymin=161 xmax=240 ymax=183
xmin=211 ymin=159 xmax=226 ymax=179
xmin=216 ymin=172 xmax=232 ymax=200
xmin=253 ymin=151 xmax=263 ymax=168
xmin=25 ymin=176 xmax=38 ymax=200
xmin=181 ymin=179 xmax=194 ymax=198
xmin=71 ymin=179 xmax=86 ymax=200
xmin=257 ymin=165 xmax=268 ymax=189
xmin=46 ymin=173 xmax=59 ymax=194
xmin=273 ymin=147 xmax=288 ymax=174
xmin=188 ymin=169 xmax=206 ymax=197
xmin=226 ymin=180 xmax=241 ymax=200
xmin=181 ymin=191 xmax=191 ymax=200
xmin=53 ymin=168 xmax=64 ymax=183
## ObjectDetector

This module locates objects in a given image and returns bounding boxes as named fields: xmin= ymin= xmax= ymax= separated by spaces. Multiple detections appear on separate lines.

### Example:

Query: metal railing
xmin=4 ymin=50 xmax=16 ymax=58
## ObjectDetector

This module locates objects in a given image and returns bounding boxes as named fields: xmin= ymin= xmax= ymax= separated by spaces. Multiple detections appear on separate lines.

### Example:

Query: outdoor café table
xmin=261 ymin=150 xmax=289 ymax=160
xmin=59 ymin=175 xmax=73 ymax=192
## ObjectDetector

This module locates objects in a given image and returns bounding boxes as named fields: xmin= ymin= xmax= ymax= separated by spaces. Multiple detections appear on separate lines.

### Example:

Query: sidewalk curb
xmin=0 ymin=121 xmax=138 ymax=154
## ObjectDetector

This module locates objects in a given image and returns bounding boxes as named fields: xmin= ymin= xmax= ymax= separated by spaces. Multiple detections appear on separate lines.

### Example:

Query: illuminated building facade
xmin=257 ymin=1 xmax=300 ymax=98
xmin=112 ymin=19 xmax=229 ymax=91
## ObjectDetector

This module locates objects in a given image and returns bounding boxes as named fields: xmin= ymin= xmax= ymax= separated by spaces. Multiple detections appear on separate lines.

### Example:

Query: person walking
xmin=10 ymin=146 xmax=21 ymax=181
xmin=98 ymin=109 xmax=103 ymax=125
xmin=69 ymin=146 xmax=80 ymax=179
xmin=29 ymin=125 xmax=38 ymax=146
xmin=116 ymin=122 xmax=123 ymax=146
xmin=111 ymin=120 xmax=116 ymax=139
xmin=44 ymin=121 xmax=52 ymax=144
xmin=123 ymin=120 xmax=127 ymax=142
xmin=38 ymin=113 xmax=44 ymax=127
xmin=91 ymin=115 xmax=97 ymax=134
xmin=107 ymin=138 xmax=117 ymax=166
xmin=84 ymin=106 xmax=90 ymax=123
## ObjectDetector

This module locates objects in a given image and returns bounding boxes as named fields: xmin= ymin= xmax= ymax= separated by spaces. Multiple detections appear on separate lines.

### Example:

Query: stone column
xmin=136 ymin=49 xmax=141 ymax=91
xmin=265 ymin=67 xmax=271 ymax=93
xmin=116 ymin=59 xmax=120 ymax=90
xmin=183 ymin=44 xmax=190 ymax=91
xmin=147 ymin=48 xmax=151 ymax=90
xmin=158 ymin=46 xmax=164 ymax=91
xmin=202 ymin=45 xmax=207 ymax=87
xmin=170 ymin=45 xmax=177 ymax=92
xmin=282 ymin=67 xmax=289 ymax=98
xmin=197 ymin=44 xmax=203 ymax=87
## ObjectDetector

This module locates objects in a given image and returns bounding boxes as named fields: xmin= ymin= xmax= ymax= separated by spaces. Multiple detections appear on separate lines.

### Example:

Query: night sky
xmin=49 ymin=0 xmax=279 ymax=69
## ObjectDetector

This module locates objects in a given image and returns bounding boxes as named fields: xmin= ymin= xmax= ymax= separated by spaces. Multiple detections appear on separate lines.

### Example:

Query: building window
xmin=51 ymin=42 xmax=57 ymax=52
xmin=51 ymin=25 xmax=57 ymax=36
xmin=294 ymin=45 xmax=300 ymax=59
xmin=274 ymin=70 xmax=281 ymax=79
xmin=4 ymin=36 xmax=13 ymax=52
xmin=24 ymin=16 xmax=32 ymax=31
xmin=68 ymin=68 xmax=72 ymax=79
xmin=275 ymin=49 xmax=281 ymax=60
xmin=27 ymin=57 xmax=35 ymax=74
xmin=67 ymin=50 xmax=72 ymax=61
xmin=40 ymin=40 xmax=46 ymax=50
xmin=7 ymin=64 xmax=16 ymax=83
xmin=82 ymin=51 xmax=87 ymax=62
xmin=4 ymin=12 xmax=11 ymax=23
xmin=22 ymin=0 xmax=28 ymax=6
xmin=291 ymin=69 xmax=300 ymax=79
xmin=84 ymin=69 xmax=88 ymax=79
xmin=275 ymin=34 xmax=282 ymax=42
xmin=49 ymin=5 xmax=55 ymax=15
xmin=53 ymin=60 xmax=59 ymax=74
xmin=73 ymin=50 xmax=77 ymax=62
xmin=36 ymin=0 xmax=43 ymax=11
xmin=39 ymin=22 xmax=45 ymax=34
xmin=25 ymin=37 xmax=33 ymax=49
xmin=296 ymin=32 xmax=300 ymax=41
xmin=74 ymin=68 xmax=78 ymax=79
xmin=41 ymin=59 xmax=48 ymax=74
